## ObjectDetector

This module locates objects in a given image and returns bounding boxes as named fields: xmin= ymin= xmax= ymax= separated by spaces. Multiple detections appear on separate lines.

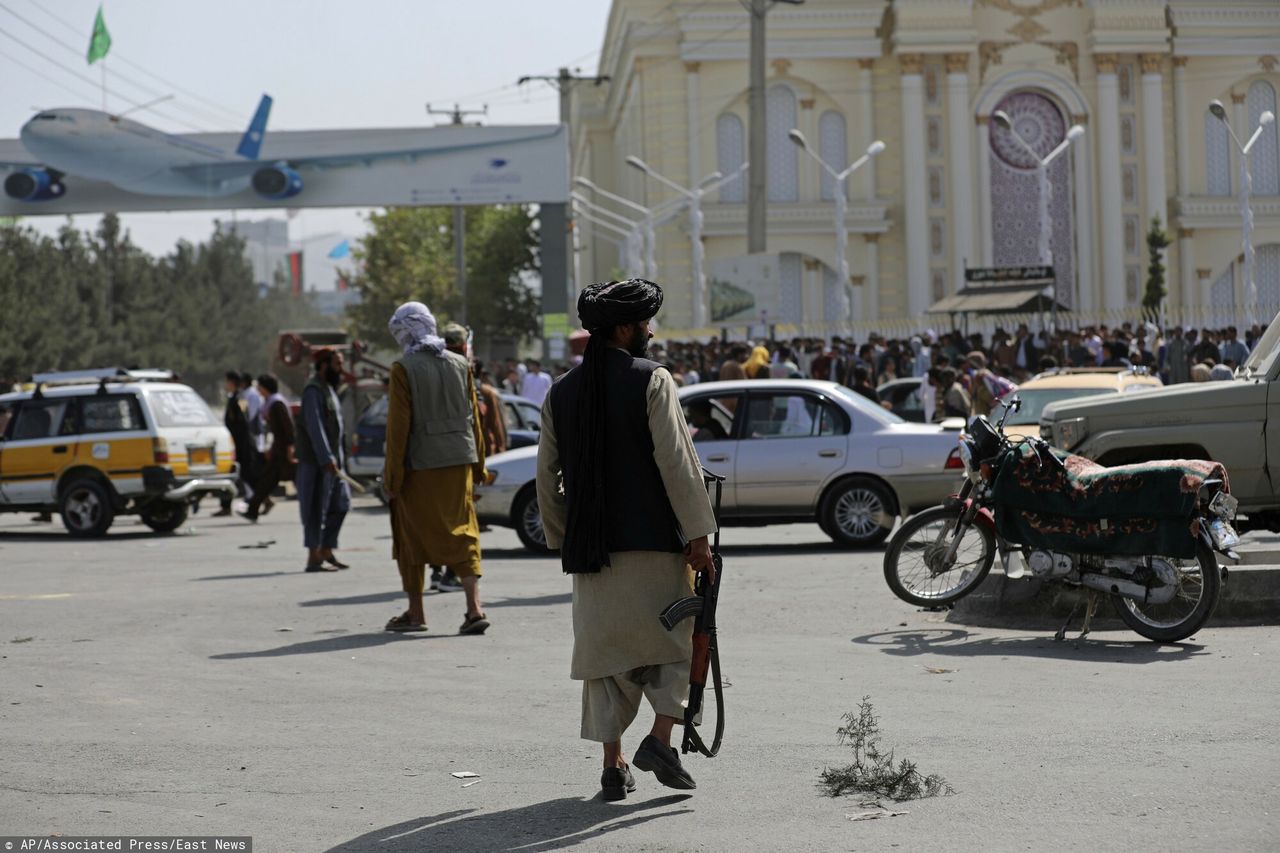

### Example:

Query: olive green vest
xmin=398 ymin=349 xmax=478 ymax=470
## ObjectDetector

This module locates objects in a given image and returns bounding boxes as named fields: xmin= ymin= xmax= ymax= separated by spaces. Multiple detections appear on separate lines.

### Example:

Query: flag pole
xmin=101 ymin=58 xmax=106 ymax=111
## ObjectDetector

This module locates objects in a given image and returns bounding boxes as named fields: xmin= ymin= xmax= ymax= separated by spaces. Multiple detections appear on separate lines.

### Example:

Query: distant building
xmin=572 ymin=0 xmax=1280 ymax=333
xmin=229 ymin=219 xmax=362 ymax=315
xmin=223 ymin=218 xmax=290 ymax=291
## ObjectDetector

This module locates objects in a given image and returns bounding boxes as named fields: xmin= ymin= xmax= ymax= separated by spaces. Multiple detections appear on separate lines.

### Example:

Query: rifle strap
xmin=683 ymin=641 xmax=725 ymax=758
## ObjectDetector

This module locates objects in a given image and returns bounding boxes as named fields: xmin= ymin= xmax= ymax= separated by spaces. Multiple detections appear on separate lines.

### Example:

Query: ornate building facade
xmin=570 ymin=0 xmax=1280 ymax=334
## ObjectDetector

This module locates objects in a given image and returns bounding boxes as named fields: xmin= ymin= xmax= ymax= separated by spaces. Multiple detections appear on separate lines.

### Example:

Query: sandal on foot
xmin=386 ymin=613 xmax=428 ymax=633
xmin=305 ymin=564 xmax=338 ymax=573
xmin=459 ymin=613 xmax=490 ymax=635
xmin=324 ymin=556 xmax=351 ymax=569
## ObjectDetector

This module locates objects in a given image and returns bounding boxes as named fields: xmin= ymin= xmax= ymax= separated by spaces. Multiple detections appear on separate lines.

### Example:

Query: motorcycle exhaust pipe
xmin=1079 ymin=573 xmax=1176 ymax=605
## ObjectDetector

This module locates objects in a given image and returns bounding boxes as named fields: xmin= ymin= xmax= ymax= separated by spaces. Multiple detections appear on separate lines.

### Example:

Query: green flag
xmin=87 ymin=5 xmax=111 ymax=65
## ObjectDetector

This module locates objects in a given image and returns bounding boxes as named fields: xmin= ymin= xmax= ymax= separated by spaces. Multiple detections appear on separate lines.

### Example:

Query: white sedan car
xmin=475 ymin=378 xmax=962 ymax=552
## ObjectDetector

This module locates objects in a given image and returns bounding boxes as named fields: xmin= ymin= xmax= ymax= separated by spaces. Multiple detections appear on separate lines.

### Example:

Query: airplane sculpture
xmin=0 ymin=94 xmax=516 ymax=203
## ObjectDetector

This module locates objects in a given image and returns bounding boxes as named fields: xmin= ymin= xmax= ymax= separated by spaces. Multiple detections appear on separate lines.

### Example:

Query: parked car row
xmin=476 ymin=379 xmax=968 ymax=552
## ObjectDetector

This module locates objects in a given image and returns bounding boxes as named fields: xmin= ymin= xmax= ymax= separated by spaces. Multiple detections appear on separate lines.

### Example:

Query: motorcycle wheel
xmin=883 ymin=505 xmax=996 ymax=608
xmin=1111 ymin=544 xmax=1221 ymax=643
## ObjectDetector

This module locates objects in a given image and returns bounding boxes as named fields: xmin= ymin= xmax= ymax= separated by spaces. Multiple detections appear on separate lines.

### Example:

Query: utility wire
xmin=0 ymin=44 xmax=102 ymax=105
xmin=0 ymin=27 xmax=209 ymax=132
xmin=17 ymin=0 xmax=246 ymax=124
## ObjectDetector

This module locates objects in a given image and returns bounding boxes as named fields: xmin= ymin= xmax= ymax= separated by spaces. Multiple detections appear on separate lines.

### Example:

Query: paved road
xmin=2 ymin=500 xmax=1277 ymax=852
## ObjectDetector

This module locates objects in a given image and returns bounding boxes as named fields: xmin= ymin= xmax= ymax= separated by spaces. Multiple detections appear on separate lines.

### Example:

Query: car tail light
xmin=152 ymin=437 xmax=169 ymax=464
xmin=944 ymin=448 xmax=964 ymax=470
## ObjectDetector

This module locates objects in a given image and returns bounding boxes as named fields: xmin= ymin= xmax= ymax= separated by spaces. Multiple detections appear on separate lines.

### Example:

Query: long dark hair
xmin=562 ymin=330 xmax=612 ymax=573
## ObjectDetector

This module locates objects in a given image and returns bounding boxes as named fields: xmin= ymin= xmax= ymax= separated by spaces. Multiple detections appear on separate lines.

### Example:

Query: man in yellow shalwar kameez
xmin=537 ymin=279 xmax=717 ymax=802
xmin=383 ymin=302 xmax=489 ymax=636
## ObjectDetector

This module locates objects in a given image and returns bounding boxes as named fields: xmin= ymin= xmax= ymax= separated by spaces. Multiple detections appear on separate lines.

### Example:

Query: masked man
xmin=536 ymin=279 xmax=717 ymax=802
xmin=294 ymin=348 xmax=351 ymax=572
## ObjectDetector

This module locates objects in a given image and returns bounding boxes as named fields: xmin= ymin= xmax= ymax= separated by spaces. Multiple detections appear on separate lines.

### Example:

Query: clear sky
xmin=0 ymin=0 xmax=612 ymax=255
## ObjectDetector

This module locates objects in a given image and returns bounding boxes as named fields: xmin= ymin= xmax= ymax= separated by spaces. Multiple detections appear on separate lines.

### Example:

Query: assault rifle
xmin=658 ymin=468 xmax=725 ymax=757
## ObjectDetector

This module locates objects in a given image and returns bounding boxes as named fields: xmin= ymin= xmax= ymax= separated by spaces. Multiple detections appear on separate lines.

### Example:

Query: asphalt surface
xmin=2 ymin=498 xmax=1278 ymax=852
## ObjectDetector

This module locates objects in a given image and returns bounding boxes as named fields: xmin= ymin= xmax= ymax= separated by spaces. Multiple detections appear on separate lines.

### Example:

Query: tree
xmin=344 ymin=205 xmax=539 ymax=349
xmin=0 ymin=215 xmax=339 ymax=399
xmin=1143 ymin=216 xmax=1172 ymax=313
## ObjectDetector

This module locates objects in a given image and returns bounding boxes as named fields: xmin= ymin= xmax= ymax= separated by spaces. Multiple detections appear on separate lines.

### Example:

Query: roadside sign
xmin=964 ymin=266 xmax=1055 ymax=283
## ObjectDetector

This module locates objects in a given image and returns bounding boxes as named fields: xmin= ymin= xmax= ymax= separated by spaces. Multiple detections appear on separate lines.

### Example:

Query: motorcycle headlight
xmin=1052 ymin=417 xmax=1088 ymax=451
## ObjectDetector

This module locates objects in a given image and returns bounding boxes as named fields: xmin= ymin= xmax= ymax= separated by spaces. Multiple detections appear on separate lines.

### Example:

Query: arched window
xmin=1205 ymin=109 xmax=1232 ymax=196
xmin=716 ymin=113 xmax=746 ymax=203
xmin=766 ymin=84 xmax=799 ymax=202
xmin=818 ymin=111 xmax=847 ymax=200
xmin=1247 ymin=80 xmax=1279 ymax=195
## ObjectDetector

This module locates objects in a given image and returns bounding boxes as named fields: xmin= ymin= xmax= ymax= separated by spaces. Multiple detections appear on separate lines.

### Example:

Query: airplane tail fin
xmin=236 ymin=94 xmax=273 ymax=159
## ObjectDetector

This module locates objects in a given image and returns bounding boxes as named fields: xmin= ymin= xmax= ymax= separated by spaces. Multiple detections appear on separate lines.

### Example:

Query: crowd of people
xmin=470 ymin=320 xmax=1270 ymax=424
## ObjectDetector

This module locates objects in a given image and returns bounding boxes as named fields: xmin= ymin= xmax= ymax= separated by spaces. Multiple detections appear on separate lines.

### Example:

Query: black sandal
xmin=324 ymin=556 xmax=351 ymax=570
xmin=459 ymin=613 xmax=490 ymax=635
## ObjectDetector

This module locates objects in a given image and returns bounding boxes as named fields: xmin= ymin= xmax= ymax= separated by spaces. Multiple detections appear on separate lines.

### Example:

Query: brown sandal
xmin=459 ymin=613 xmax=490 ymax=635
xmin=386 ymin=612 xmax=428 ymax=633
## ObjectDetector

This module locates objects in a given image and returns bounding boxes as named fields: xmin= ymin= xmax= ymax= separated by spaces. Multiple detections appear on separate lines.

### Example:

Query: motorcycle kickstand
xmin=1078 ymin=590 xmax=1102 ymax=640
xmin=1054 ymin=598 xmax=1082 ymax=642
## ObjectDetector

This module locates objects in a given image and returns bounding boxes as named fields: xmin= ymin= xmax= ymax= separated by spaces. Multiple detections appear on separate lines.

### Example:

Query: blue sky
xmin=0 ymin=0 xmax=611 ymax=254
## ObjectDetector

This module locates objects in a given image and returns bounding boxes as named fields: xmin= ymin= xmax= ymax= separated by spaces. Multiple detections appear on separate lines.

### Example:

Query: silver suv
xmin=1039 ymin=315 xmax=1280 ymax=529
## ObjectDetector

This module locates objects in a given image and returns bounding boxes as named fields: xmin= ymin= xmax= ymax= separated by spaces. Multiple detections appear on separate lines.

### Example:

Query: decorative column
xmin=1178 ymin=228 xmax=1196 ymax=318
xmin=1140 ymin=54 xmax=1168 ymax=228
xmin=946 ymin=53 xmax=974 ymax=291
xmin=858 ymin=59 xmax=877 ymax=200
xmin=1095 ymin=54 xmax=1125 ymax=310
xmin=1172 ymin=57 xmax=1190 ymax=197
xmin=803 ymin=257 xmax=822 ymax=330
xmin=685 ymin=62 xmax=702 ymax=186
xmin=976 ymin=115 xmax=993 ymax=264
xmin=864 ymin=233 xmax=881 ymax=322
xmin=1071 ymin=114 xmax=1096 ymax=313
xmin=900 ymin=53 xmax=929 ymax=317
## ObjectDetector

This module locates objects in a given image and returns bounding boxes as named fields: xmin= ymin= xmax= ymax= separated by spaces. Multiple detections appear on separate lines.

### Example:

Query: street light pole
xmin=1210 ymin=99 xmax=1275 ymax=326
xmin=789 ymin=130 xmax=884 ymax=330
xmin=571 ymin=192 xmax=646 ymax=275
xmin=745 ymin=0 xmax=804 ymax=254
xmin=626 ymin=157 xmax=750 ymax=330
xmin=992 ymin=111 xmax=1085 ymax=331
xmin=573 ymin=177 xmax=691 ymax=280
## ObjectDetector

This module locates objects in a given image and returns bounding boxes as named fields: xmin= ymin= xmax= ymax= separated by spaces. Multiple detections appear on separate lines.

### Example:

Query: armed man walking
xmin=536 ymin=279 xmax=717 ymax=802
xmin=382 ymin=303 xmax=490 ymax=635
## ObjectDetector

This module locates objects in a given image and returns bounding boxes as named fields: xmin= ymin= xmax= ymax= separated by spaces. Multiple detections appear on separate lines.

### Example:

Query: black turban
xmin=577 ymin=279 xmax=663 ymax=332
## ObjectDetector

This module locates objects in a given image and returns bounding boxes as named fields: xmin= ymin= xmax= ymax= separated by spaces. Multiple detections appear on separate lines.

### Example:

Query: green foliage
xmin=0 ymin=214 xmax=334 ymax=399
xmin=1143 ymin=216 xmax=1172 ymax=312
xmin=344 ymin=205 xmax=539 ymax=349
xmin=819 ymin=697 xmax=954 ymax=801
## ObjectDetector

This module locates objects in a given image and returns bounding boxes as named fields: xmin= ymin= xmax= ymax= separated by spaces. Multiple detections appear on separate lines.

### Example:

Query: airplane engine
xmin=4 ymin=168 xmax=65 ymax=202
xmin=251 ymin=164 xmax=303 ymax=200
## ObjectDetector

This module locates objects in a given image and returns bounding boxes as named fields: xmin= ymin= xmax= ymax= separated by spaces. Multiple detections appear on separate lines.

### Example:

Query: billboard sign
xmin=708 ymin=253 xmax=785 ymax=325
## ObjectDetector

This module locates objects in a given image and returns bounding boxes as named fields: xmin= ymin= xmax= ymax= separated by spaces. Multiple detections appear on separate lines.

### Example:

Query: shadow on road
xmin=193 ymin=571 xmax=294 ymax=581
xmin=486 ymin=592 xmax=571 ymax=608
xmin=0 ymin=530 xmax=172 ymax=542
xmin=209 ymin=632 xmax=437 ymax=659
xmin=851 ymin=628 xmax=1208 ymax=663
xmin=299 ymin=590 xmax=402 ymax=607
xmin=324 ymin=795 xmax=693 ymax=853
xmin=477 ymin=546 xmax=551 ymax=560
xmin=719 ymin=542 xmax=881 ymax=557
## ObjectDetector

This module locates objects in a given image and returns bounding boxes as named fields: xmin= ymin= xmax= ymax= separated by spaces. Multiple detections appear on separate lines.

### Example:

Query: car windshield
xmin=149 ymin=389 xmax=219 ymax=427
xmin=997 ymin=388 xmax=1115 ymax=425
xmin=1243 ymin=312 xmax=1280 ymax=378
xmin=828 ymin=384 xmax=905 ymax=424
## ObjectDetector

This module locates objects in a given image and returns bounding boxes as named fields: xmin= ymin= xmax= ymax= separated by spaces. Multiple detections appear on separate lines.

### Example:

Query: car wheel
xmin=139 ymin=500 xmax=189 ymax=533
xmin=511 ymin=485 xmax=549 ymax=553
xmin=60 ymin=478 xmax=115 ymax=538
xmin=819 ymin=477 xmax=895 ymax=548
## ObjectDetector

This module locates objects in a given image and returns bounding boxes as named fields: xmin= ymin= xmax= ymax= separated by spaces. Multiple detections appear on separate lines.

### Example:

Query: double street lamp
xmin=573 ymin=176 xmax=690 ymax=281
xmin=570 ymin=191 xmax=645 ymax=276
xmin=789 ymin=130 xmax=884 ymax=326
xmin=625 ymin=157 xmax=750 ymax=330
xmin=992 ymin=110 xmax=1085 ymax=330
xmin=1209 ymin=99 xmax=1276 ymax=326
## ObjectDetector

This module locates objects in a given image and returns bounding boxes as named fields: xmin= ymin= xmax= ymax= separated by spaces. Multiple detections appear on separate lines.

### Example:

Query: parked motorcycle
xmin=883 ymin=398 xmax=1239 ymax=642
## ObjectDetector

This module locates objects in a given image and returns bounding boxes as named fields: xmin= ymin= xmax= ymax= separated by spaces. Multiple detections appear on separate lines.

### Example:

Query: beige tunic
xmin=537 ymin=366 xmax=718 ymax=681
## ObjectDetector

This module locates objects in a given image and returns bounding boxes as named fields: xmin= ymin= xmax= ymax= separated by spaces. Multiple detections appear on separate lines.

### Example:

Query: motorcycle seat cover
xmin=991 ymin=442 xmax=1228 ymax=559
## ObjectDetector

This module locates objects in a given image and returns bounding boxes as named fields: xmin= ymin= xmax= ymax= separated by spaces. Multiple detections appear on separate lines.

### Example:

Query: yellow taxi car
xmin=0 ymin=368 xmax=238 ymax=536
xmin=995 ymin=366 xmax=1163 ymax=441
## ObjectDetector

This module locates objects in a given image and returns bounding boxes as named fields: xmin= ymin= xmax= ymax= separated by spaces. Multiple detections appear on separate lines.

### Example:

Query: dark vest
xmin=293 ymin=379 xmax=342 ymax=467
xmin=550 ymin=349 xmax=684 ymax=562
